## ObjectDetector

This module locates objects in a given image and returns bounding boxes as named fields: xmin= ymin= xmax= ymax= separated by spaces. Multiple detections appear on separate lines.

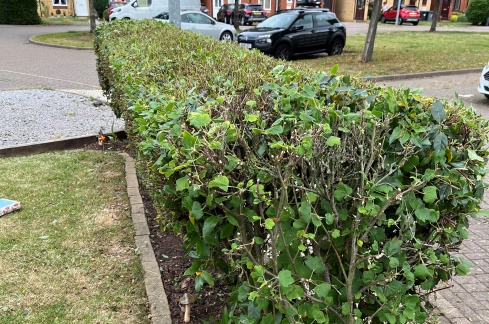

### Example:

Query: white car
xmin=154 ymin=11 xmax=237 ymax=42
xmin=478 ymin=62 xmax=489 ymax=100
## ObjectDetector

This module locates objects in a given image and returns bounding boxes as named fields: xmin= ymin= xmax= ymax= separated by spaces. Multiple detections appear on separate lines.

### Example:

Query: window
xmin=292 ymin=14 xmax=313 ymax=29
xmin=186 ymin=13 xmax=213 ymax=24
xmin=453 ymin=0 xmax=460 ymax=11
xmin=422 ymin=0 xmax=427 ymax=4
xmin=263 ymin=0 xmax=271 ymax=10
xmin=315 ymin=13 xmax=331 ymax=27
xmin=53 ymin=0 xmax=67 ymax=5
xmin=138 ymin=0 xmax=152 ymax=7
xmin=155 ymin=12 xmax=169 ymax=19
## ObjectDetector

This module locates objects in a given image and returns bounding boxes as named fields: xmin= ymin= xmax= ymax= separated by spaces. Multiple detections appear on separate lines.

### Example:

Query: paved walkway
xmin=386 ymin=74 xmax=489 ymax=323
xmin=0 ymin=25 xmax=98 ymax=90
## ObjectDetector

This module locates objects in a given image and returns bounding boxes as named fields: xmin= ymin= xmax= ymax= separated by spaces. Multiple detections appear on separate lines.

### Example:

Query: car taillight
xmin=200 ymin=7 xmax=202 ymax=11
xmin=227 ymin=10 xmax=231 ymax=13
xmin=262 ymin=10 xmax=267 ymax=14
xmin=244 ymin=10 xmax=251 ymax=14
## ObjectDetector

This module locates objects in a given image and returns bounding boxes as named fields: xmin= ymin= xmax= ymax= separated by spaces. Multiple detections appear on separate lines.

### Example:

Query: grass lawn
xmin=417 ymin=21 xmax=473 ymax=28
xmin=32 ymin=31 xmax=93 ymax=48
xmin=298 ymin=31 xmax=489 ymax=76
xmin=0 ymin=151 xmax=150 ymax=323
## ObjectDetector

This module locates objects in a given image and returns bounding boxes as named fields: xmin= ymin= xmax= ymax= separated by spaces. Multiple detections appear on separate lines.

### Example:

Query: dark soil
xmin=82 ymin=138 xmax=129 ymax=152
xmin=140 ymin=186 xmax=232 ymax=323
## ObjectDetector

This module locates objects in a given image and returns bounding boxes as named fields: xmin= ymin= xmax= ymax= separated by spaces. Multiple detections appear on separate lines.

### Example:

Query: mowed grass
xmin=0 ymin=151 xmax=149 ymax=324
xmin=417 ymin=21 xmax=473 ymax=28
xmin=32 ymin=31 xmax=93 ymax=48
xmin=298 ymin=31 xmax=489 ymax=76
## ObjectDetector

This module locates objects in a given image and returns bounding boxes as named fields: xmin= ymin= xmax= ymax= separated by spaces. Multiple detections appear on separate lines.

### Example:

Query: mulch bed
xmin=82 ymin=141 xmax=232 ymax=322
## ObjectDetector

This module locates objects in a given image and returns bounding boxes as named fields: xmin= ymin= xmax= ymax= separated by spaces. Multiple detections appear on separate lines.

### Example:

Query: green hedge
xmin=465 ymin=0 xmax=489 ymax=25
xmin=95 ymin=20 xmax=489 ymax=324
xmin=0 ymin=0 xmax=41 ymax=25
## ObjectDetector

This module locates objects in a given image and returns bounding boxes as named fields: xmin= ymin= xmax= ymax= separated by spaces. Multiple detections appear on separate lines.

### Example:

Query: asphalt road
xmin=0 ymin=24 xmax=98 ymax=90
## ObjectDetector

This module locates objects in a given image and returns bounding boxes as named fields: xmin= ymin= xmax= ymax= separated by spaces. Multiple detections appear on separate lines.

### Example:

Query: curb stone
xmin=121 ymin=152 xmax=172 ymax=324
xmin=29 ymin=36 xmax=94 ymax=50
xmin=366 ymin=68 xmax=483 ymax=82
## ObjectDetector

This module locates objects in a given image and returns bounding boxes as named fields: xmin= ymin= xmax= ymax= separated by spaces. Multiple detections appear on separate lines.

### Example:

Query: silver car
xmin=154 ymin=11 xmax=236 ymax=42
xmin=478 ymin=62 xmax=489 ymax=100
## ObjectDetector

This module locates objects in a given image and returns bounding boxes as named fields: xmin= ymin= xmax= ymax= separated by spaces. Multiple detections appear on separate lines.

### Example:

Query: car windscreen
xmin=112 ymin=3 xmax=126 ymax=7
xmin=154 ymin=11 xmax=169 ymax=19
xmin=405 ymin=6 xmax=418 ymax=10
xmin=257 ymin=13 xmax=297 ymax=28
xmin=248 ymin=5 xmax=263 ymax=11
xmin=228 ymin=5 xmax=234 ymax=10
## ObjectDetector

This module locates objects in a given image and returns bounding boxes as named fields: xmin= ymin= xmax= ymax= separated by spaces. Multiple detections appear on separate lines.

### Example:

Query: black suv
xmin=216 ymin=4 xmax=235 ymax=24
xmin=238 ymin=3 xmax=267 ymax=26
xmin=238 ymin=9 xmax=346 ymax=61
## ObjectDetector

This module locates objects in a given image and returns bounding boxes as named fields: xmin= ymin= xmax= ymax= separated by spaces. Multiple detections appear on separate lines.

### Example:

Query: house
xmin=37 ymin=0 xmax=91 ymax=18
xmin=202 ymin=0 xmax=469 ymax=22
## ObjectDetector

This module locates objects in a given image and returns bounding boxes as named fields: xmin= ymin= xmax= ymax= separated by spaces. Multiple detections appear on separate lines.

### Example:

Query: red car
xmin=108 ymin=1 xmax=127 ymax=16
xmin=381 ymin=5 xmax=420 ymax=25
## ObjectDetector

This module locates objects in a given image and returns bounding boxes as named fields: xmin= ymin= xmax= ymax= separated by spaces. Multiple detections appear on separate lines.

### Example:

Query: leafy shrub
xmin=0 ymin=0 xmax=41 ymax=25
xmin=103 ymin=9 xmax=108 ymax=21
xmin=95 ymin=20 xmax=489 ymax=324
xmin=449 ymin=15 xmax=458 ymax=22
xmin=465 ymin=0 xmax=489 ymax=25
xmin=457 ymin=15 xmax=468 ymax=22
xmin=63 ymin=11 xmax=66 ymax=17
xmin=453 ymin=12 xmax=463 ymax=16
xmin=56 ymin=9 xmax=61 ymax=15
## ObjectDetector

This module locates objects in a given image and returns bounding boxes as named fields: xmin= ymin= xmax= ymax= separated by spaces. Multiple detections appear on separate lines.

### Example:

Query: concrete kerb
xmin=366 ymin=68 xmax=483 ymax=82
xmin=28 ymin=36 xmax=94 ymax=51
xmin=120 ymin=152 xmax=172 ymax=324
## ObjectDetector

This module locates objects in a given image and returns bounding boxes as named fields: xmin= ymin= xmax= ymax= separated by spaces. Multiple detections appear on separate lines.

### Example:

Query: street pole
xmin=395 ymin=0 xmax=401 ymax=25
xmin=169 ymin=0 xmax=181 ymax=28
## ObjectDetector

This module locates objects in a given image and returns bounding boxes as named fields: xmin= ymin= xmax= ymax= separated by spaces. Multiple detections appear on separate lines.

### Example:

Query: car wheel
xmin=380 ymin=15 xmax=386 ymax=23
xmin=328 ymin=38 xmax=343 ymax=56
xmin=240 ymin=15 xmax=245 ymax=25
xmin=485 ymin=94 xmax=489 ymax=100
xmin=220 ymin=31 xmax=233 ymax=42
xmin=275 ymin=44 xmax=291 ymax=61
xmin=397 ymin=17 xmax=403 ymax=25
xmin=413 ymin=21 xmax=419 ymax=25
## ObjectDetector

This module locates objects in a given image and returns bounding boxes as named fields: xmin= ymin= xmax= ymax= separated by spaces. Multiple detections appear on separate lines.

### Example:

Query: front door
xmin=213 ymin=0 xmax=223 ymax=19
xmin=440 ymin=0 xmax=450 ymax=19
xmin=75 ymin=0 xmax=88 ymax=17
xmin=355 ymin=0 xmax=365 ymax=20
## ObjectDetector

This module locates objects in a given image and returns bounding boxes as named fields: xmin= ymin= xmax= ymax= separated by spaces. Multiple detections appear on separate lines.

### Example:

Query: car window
xmin=186 ymin=13 xmax=213 ymax=24
xmin=315 ymin=13 xmax=331 ymax=27
xmin=239 ymin=4 xmax=244 ymax=9
xmin=137 ymin=0 xmax=152 ymax=7
xmin=228 ymin=5 xmax=234 ymax=10
xmin=155 ymin=12 xmax=169 ymax=19
xmin=181 ymin=14 xmax=189 ymax=22
xmin=219 ymin=5 xmax=225 ymax=10
xmin=389 ymin=6 xmax=396 ymax=10
xmin=292 ymin=14 xmax=313 ymax=29
xmin=248 ymin=5 xmax=263 ymax=11
xmin=405 ymin=6 xmax=418 ymax=10
xmin=112 ymin=3 xmax=126 ymax=8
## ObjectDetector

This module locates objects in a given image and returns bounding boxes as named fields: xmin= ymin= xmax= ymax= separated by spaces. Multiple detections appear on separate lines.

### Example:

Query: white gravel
xmin=0 ymin=89 xmax=124 ymax=148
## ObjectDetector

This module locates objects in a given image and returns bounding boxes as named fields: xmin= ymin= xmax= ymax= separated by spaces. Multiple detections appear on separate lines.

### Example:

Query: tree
xmin=362 ymin=0 xmax=383 ymax=62
xmin=0 ymin=0 xmax=41 ymax=24
xmin=89 ymin=0 xmax=96 ymax=33
xmin=430 ymin=0 xmax=441 ymax=32
xmin=233 ymin=0 xmax=239 ymax=31
xmin=465 ymin=0 xmax=489 ymax=25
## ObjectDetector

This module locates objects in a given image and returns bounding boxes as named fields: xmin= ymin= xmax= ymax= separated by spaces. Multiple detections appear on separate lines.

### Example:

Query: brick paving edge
xmin=121 ymin=152 xmax=172 ymax=324
xmin=28 ymin=36 xmax=94 ymax=51
xmin=366 ymin=68 xmax=483 ymax=82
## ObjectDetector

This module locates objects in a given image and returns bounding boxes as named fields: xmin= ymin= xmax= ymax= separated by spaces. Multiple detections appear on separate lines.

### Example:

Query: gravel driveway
xmin=0 ymin=89 xmax=124 ymax=148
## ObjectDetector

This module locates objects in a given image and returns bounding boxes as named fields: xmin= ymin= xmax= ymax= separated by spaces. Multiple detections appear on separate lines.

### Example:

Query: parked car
xmin=200 ymin=3 xmax=209 ymax=15
xmin=237 ymin=3 xmax=267 ymax=26
xmin=238 ymin=8 xmax=346 ymax=61
xmin=109 ymin=0 xmax=200 ymax=21
xmin=478 ymin=62 xmax=489 ymax=99
xmin=108 ymin=1 xmax=127 ymax=16
xmin=380 ymin=5 xmax=420 ymax=25
xmin=216 ymin=4 xmax=235 ymax=24
xmin=154 ymin=11 xmax=236 ymax=42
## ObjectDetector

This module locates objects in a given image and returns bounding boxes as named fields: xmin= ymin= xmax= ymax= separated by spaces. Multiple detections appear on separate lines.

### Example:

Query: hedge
xmin=95 ymin=20 xmax=489 ymax=324
xmin=465 ymin=0 xmax=489 ymax=25
xmin=0 ymin=0 xmax=41 ymax=25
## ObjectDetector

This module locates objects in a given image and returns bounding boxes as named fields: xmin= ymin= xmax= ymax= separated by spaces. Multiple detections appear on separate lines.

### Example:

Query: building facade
xmin=203 ymin=0 xmax=470 ymax=22
xmin=37 ymin=0 xmax=91 ymax=18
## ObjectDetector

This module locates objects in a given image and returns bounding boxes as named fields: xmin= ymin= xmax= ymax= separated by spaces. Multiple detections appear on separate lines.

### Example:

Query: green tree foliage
xmin=94 ymin=0 xmax=108 ymax=18
xmin=0 ymin=0 xmax=41 ymax=25
xmin=94 ymin=20 xmax=489 ymax=324
xmin=465 ymin=0 xmax=489 ymax=25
